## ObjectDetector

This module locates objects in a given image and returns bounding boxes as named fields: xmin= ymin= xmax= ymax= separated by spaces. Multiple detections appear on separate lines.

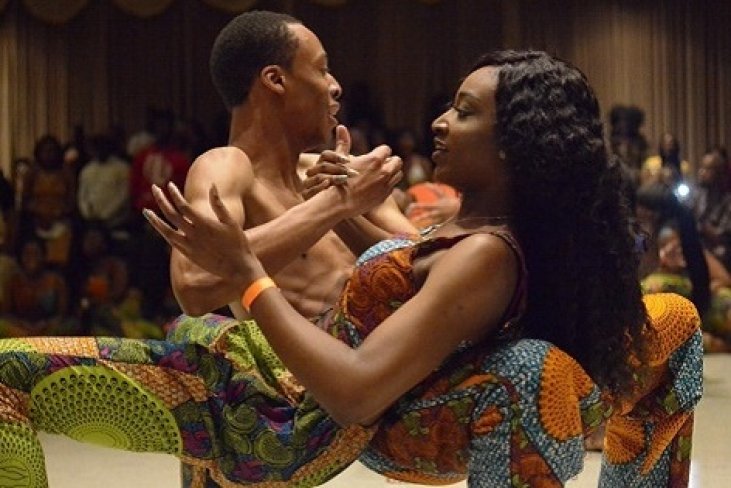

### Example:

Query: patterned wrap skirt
xmin=0 ymin=294 xmax=703 ymax=487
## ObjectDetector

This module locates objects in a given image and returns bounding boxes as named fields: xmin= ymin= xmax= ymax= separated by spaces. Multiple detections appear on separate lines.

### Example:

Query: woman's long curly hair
xmin=472 ymin=51 xmax=648 ymax=398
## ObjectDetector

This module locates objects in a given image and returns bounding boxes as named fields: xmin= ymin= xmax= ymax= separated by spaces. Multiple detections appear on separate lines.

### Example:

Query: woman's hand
xmin=144 ymin=182 xmax=264 ymax=288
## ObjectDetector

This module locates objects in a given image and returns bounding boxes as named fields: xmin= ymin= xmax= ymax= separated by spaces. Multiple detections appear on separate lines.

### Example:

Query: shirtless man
xmin=163 ymin=11 xmax=412 ymax=487
xmin=168 ymin=11 xmax=411 ymax=323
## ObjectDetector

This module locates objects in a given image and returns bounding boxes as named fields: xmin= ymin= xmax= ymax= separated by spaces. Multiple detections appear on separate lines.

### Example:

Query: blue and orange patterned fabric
xmin=0 ymin=230 xmax=702 ymax=487
xmin=323 ymin=231 xmax=702 ymax=486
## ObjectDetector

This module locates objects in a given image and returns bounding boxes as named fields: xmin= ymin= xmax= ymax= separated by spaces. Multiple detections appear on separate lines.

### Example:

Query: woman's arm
xmin=147 ymin=187 xmax=518 ymax=426
xmin=248 ymin=232 xmax=517 ymax=425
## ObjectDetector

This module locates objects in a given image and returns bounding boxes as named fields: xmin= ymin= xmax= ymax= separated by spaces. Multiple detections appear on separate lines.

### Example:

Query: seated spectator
xmin=128 ymin=109 xmax=188 ymax=323
xmin=129 ymin=109 xmax=190 ymax=214
xmin=72 ymin=222 xmax=163 ymax=339
xmin=642 ymin=224 xmax=731 ymax=352
xmin=635 ymin=182 xmax=710 ymax=316
xmin=24 ymin=135 xmax=77 ymax=269
xmin=77 ymin=133 xmax=131 ymax=232
xmin=642 ymin=224 xmax=696 ymax=297
xmin=62 ymin=124 xmax=89 ymax=177
xmin=10 ymin=157 xmax=31 ymax=213
xmin=690 ymin=148 xmax=731 ymax=270
xmin=0 ymin=237 xmax=74 ymax=337
xmin=608 ymin=104 xmax=649 ymax=188
xmin=641 ymin=132 xmax=692 ymax=186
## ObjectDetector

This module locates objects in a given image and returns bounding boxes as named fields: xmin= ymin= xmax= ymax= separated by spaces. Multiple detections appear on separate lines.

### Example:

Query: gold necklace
xmin=421 ymin=215 xmax=511 ymax=238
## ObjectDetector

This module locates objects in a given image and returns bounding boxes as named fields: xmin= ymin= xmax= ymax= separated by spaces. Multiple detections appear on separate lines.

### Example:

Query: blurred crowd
xmin=0 ymin=87 xmax=461 ymax=340
xmin=610 ymin=105 xmax=731 ymax=352
xmin=0 ymin=108 xmax=203 ymax=338
xmin=2 ymin=94 xmax=729 ymax=353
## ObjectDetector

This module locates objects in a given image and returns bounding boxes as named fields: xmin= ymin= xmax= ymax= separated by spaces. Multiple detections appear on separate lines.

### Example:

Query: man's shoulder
xmin=194 ymin=146 xmax=251 ymax=167
xmin=185 ymin=146 xmax=255 ymax=195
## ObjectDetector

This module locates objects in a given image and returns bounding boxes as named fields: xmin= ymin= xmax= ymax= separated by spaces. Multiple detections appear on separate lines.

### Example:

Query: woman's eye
xmin=452 ymin=105 xmax=469 ymax=118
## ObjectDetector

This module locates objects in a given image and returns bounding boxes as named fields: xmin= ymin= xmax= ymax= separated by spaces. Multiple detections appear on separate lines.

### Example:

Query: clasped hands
xmin=301 ymin=124 xmax=403 ymax=204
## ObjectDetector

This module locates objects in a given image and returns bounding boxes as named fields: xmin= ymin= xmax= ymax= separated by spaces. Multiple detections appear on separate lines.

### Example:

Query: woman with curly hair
xmin=0 ymin=50 xmax=701 ymax=487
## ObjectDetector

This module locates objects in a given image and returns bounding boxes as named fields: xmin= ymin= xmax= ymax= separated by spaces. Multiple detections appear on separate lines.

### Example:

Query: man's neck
xmin=228 ymin=105 xmax=304 ymax=191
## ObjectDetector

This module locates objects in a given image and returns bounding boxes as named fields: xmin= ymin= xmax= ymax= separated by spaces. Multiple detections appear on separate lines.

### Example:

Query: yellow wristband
xmin=241 ymin=277 xmax=278 ymax=312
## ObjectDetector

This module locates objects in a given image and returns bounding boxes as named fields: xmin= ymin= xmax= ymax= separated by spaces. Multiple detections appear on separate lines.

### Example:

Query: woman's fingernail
xmin=346 ymin=168 xmax=359 ymax=177
xmin=338 ymin=155 xmax=350 ymax=164
xmin=333 ymin=174 xmax=348 ymax=184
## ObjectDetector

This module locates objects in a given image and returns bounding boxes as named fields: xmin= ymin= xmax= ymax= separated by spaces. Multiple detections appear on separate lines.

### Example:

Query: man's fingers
xmin=302 ymin=175 xmax=331 ymax=190
xmin=306 ymin=160 xmax=349 ymax=176
xmin=301 ymin=180 xmax=331 ymax=199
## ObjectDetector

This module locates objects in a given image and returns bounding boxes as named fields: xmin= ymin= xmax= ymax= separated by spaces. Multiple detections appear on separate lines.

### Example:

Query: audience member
xmin=394 ymin=128 xmax=432 ymax=189
xmin=23 ymin=135 xmax=77 ymax=270
xmin=71 ymin=221 xmax=163 ymax=338
xmin=608 ymin=104 xmax=649 ymax=187
xmin=128 ymin=109 xmax=189 ymax=322
xmin=641 ymin=220 xmax=731 ymax=352
xmin=129 ymin=108 xmax=191 ymax=214
xmin=641 ymin=132 xmax=691 ymax=186
xmin=0 ymin=237 xmax=72 ymax=336
xmin=73 ymin=223 xmax=129 ymax=309
xmin=10 ymin=157 xmax=31 ymax=214
xmin=62 ymin=124 xmax=90 ymax=176
xmin=691 ymin=149 xmax=731 ymax=271
xmin=635 ymin=182 xmax=710 ymax=317
xmin=77 ymin=133 xmax=131 ymax=233
xmin=393 ymin=181 xmax=461 ymax=229
xmin=126 ymin=107 xmax=156 ymax=160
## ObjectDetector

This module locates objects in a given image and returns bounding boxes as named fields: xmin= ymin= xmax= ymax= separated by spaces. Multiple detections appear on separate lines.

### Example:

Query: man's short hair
xmin=210 ymin=11 xmax=301 ymax=110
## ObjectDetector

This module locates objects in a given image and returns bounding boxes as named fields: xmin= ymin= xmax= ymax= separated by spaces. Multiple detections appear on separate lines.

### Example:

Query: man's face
xmin=281 ymin=24 xmax=342 ymax=150
xmin=697 ymin=154 xmax=723 ymax=188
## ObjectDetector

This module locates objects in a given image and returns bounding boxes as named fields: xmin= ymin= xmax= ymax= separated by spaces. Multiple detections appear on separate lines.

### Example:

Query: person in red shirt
xmin=129 ymin=109 xmax=190 ymax=321
xmin=130 ymin=109 xmax=191 ymax=213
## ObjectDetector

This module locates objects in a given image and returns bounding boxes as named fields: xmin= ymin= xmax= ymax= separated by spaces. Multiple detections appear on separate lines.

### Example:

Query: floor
xmin=39 ymin=354 xmax=731 ymax=487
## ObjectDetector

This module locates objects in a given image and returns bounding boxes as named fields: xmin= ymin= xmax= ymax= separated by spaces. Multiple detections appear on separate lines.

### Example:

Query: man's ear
xmin=260 ymin=65 xmax=286 ymax=95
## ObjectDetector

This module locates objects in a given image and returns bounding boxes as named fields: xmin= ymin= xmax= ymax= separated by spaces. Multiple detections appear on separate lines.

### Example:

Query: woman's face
xmin=430 ymin=67 xmax=507 ymax=194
